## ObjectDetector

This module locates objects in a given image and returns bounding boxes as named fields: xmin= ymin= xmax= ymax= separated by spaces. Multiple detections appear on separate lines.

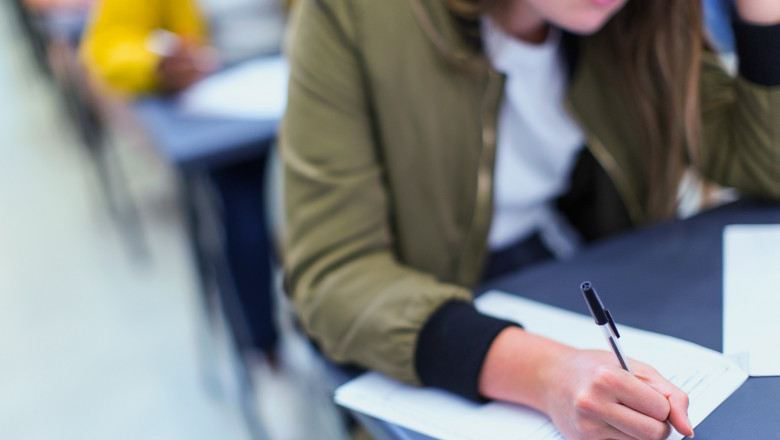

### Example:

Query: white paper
xmin=178 ymin=56 xmax=288 ymax=120
xmin=723 ymin=224 xmax=780 ymax=376
xmin=336 ymin=291 xmax=747 ymax=440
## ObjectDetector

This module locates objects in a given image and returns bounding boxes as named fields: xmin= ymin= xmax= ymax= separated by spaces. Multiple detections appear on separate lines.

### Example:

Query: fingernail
xmin=689 ymin=428 xmax=695 ymax=438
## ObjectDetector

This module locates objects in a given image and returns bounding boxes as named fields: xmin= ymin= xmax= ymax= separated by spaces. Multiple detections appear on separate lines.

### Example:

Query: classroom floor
xmin=0 ymin=4 xmax=344 ymax=440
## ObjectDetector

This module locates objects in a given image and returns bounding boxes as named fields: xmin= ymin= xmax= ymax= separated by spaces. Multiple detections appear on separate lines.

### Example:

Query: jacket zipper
xmin=456 ymin=68 xmax=504 ymax=284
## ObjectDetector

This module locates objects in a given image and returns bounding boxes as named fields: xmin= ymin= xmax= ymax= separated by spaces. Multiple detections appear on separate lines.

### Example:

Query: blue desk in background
xmin=344 ymin=200 xmax=780 ymax=440
xmin=132 ymin=96 xmax=278 ymax=171
xmin=131 ymin=55 xmax=287 ymax=171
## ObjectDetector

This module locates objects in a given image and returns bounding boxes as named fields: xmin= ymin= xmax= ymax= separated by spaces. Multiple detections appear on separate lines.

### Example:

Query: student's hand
xmin=157 ymin=41 xmax=218 ymax=93
xmin=541 ymin=350 xmax=692 ymax=440
xmin=735 ymin=0 xmax=780 ymax=25
xmin=479 ymin=328 xmax=693 ymax=440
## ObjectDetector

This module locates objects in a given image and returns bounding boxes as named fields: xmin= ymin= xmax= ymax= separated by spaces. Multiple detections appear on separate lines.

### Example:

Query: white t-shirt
xmin=482 ymin=16 xmax=585 ymax=256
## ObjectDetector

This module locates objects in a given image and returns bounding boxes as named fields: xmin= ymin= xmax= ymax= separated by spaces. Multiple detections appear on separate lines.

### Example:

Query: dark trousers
xmin=210 ymin=157 xmax=278 ymax=354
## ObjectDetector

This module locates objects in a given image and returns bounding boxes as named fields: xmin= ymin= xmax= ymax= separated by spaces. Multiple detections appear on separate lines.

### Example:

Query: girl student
xmin=281 ymin=0 xmax=780 ymax=438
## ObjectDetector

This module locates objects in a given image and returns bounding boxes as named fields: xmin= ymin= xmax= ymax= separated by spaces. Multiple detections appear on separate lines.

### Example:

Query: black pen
xmin=580 ymin=281 xmax=633 ymax=373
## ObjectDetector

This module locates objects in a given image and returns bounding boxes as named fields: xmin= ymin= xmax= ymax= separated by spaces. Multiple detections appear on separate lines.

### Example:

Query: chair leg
xmin=234 ymin=353 xmax=271 ymax=440
xmin=209 ymin=217 xmax=272 ymax=440
xmin=91 ymin=137 xmax=152 ymax=261
xmin=179 ymin=173 xmax=223 ymax=400
xmin=179 ymin=173 xmax=276 ymax=440
xmin=195 ymin=171 xmax=274 ymax=440
xmin=52 ymin=40 xmax=151 ymax=262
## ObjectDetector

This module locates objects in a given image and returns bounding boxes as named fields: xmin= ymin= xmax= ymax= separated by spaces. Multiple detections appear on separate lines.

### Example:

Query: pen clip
xmin=604 ymin=309 xmax=620 ymax=338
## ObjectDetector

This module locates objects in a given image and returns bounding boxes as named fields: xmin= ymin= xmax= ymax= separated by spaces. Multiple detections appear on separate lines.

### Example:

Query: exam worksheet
xmin=336 ymin=291 xmax=747 ymax=440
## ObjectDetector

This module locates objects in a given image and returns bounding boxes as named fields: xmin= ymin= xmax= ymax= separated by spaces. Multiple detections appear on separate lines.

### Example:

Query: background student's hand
xmin=156 ymin=40 xmax=218 ymax=93
xmin=479 ymin=328 xmax=693 ymax=440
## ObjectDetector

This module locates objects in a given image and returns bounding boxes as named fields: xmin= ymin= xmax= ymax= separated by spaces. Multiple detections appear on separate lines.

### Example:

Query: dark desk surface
xmin=132 ymin=95 xmax=278 ymax=171
xmin=356 ymin=200 xmax=780 ymax=440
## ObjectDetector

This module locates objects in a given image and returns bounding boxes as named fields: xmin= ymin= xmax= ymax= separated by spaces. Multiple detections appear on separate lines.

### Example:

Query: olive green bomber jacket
xmin=281 ymin=0 xmax=780 ymax=386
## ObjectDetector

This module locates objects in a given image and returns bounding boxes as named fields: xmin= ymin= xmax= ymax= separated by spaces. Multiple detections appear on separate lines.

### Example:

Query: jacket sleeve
xmin=281 ymin=0 xmax=475 ymax=385
xmin=698 ymin=20 xmax=780 ymax=199
xmin=79 ymin=0 xmax=204 ymax=94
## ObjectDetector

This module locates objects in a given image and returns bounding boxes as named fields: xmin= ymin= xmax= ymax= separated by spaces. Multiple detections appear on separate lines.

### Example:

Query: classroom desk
xmin=130 ymin=75 xmax=281 ymax=346
xmin=132 ymin=86 xmax=278 ymax=302
xmin=132 ymin=96 xmax=278 ymax=171
xmin=346 ymin=200 xmax=780 ymax=440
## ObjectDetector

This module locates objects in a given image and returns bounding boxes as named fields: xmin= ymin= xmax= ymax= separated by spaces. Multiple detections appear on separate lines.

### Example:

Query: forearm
xmin=736 ymin=0 xmax=780 ymax=25
xmin=80 ymin=0 xmax=163 ymax=94
xmin=697 ymin=1 xmax=780 ymax=198
xmin=478 ymin=327 xmax=573 ymax=410
xmin=80 ymin=29 xmax=161 ymax=94
xmin=287 ymin=242 xmax=476 ymax=384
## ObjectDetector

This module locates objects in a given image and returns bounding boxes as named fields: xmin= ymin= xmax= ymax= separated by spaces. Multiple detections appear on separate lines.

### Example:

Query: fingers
xmin=611 ymin=372 xmax=671 ymax=422
xmin=587 ymin=365 xmax=669 ymax=421
xmin=666 ymin=392 xmax=693 ymax=437
xmin=158 ymin=55 xmax=205 ymax=91
xmin=637 ymin=368 xmax=693 ymax=437
xmin=156 ymin=40 xmax=219 ymax=92
xmin=603 ymin=402 xmax=671 ymax=440
xmin=546 ymin=351 xmax=693 ymax=440
xmin=572 ymin=368 xmax=667 ymax=440
xmin=588 ymin=365 xmax=686 ymax=440
xmin=169 ymin=43 xmax=219 ymax=72
xmin=575 ymin=418 xmax=639 ymax=440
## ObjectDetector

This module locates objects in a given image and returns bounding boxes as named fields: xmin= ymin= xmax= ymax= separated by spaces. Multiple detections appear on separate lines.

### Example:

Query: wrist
xmin=477 ymin=327 xmax=574 ymax=411
xmin=736 ymin=0 xmax=780 ymax=25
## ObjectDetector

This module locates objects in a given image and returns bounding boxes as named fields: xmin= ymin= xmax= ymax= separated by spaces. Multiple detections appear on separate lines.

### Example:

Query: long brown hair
xmin=445 ymin=0 xmax=706 ymax=221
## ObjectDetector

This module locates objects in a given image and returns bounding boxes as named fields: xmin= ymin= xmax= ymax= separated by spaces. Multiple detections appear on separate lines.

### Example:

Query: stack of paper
xmin=336 ymin=291 xmax=747 ymax=440
xmin=178 ymin=56 xmax=288 ymax=120
xmin=723 ymin=224 xmax=780 ymax=376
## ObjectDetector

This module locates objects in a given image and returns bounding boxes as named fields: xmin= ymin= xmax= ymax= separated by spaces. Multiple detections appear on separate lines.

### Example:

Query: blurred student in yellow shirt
xmin=80 ymin=0 xmax=286 ymax=94
xmin=79 ymin=0 xmax=291 ymax=378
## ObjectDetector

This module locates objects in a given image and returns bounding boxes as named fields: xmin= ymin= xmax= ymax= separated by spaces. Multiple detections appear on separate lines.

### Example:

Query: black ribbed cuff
xmin=734 ymin=18 xmax=780 ymax=86
xmin=414 ymin=300 xmax=519 ymax=402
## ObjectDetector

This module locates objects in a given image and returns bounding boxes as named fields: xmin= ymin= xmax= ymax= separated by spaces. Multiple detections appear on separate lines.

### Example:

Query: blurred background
xmin=0 ymin=0 xmax=736 ymax=439
xmin=0 ymin=0 xmax=347 ymax=439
